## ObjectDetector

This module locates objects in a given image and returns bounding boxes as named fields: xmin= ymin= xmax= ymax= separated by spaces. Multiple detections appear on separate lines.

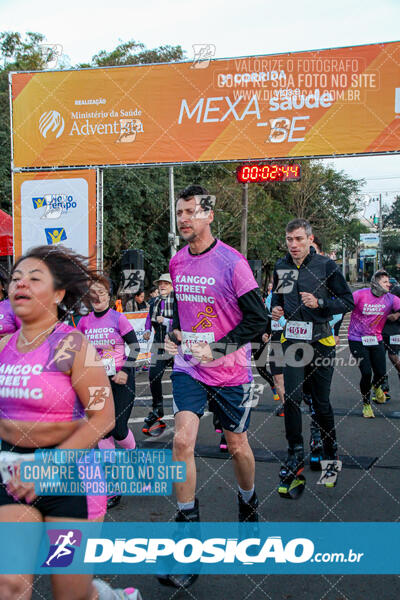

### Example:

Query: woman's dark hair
xmin=12 ymin=245 xmax=94 ymax=319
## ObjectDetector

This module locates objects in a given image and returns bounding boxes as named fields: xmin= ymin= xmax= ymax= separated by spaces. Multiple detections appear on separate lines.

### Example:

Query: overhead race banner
xmin=10 ymin=41 xmax=400 ymax=167
xmin=13 ymin=169 xmax=97 ymax=260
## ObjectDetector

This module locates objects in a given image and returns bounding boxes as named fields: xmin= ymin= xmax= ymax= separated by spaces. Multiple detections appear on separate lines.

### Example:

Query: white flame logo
xmin=39 ymin=111 xmax=65 ymax=139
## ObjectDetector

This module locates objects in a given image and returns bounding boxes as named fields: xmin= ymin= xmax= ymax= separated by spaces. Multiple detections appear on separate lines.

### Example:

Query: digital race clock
xmin=236 ymin=163 xmax=301 ymax=183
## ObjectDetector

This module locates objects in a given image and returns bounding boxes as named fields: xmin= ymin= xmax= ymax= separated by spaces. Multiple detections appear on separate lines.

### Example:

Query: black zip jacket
xmin=271 ymin=250 xmax=354 ymax=343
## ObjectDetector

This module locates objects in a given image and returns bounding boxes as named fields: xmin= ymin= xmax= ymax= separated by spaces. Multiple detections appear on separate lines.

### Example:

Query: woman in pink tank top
xmin=0 ymin=246 xmax=142 ymax=600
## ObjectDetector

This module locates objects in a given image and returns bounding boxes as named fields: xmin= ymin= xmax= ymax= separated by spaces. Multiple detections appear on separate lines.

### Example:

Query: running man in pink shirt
xmin=160 ymin=185 xmax=268 ymax=589
xmin=348 ymin=269 xmax=400 ymax=417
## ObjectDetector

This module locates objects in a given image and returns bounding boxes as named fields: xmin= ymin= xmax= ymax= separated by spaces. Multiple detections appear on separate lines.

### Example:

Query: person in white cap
xmin=142 ymin=274 xmax=175 ymax=435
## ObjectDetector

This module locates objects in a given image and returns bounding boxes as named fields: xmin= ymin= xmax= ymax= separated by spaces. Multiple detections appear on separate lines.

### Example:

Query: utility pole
xmin=240 ymin=182 xmax=248 ymax=257
xmin=342 ymin=240 xmax=346 ymax=278
xmin=168 ymin=166 xmax=179 ymax=258
xmin=378 ymin=193 xmax=383 ymax=268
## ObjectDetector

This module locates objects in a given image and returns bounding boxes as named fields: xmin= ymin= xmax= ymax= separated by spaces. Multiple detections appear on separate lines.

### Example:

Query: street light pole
xmin=168 ymin=166 xmax=178 ymax=258
xmin=378 ymin=193 xmax=383 ymax=268
xmin=240 ymin=182 xmax=248 ymax=258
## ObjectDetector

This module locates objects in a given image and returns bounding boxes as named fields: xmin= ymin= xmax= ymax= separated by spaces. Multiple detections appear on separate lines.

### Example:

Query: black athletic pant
xmin=282 ymin=340 xmax=336 ymax=458
xmin=104 ymin=369 xmax=135 ymax=440
xmin=149 ymin=354 xmax=174 ymax=411
xmin=348 ymin=340 xmax=386 ymax=403
xmin=252 ymin=340 xmax=275 ymax=387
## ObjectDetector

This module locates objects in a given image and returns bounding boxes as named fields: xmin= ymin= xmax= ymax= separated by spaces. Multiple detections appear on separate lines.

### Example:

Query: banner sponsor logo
xmin=45 ymin=227 xmax=67 ymax=244
xmin=32 ymin=194 xmax=77 ymax=219
xmin=42 ymin=529 xmax=82 ymax=568
xmin=32 ymin=197 xmax=47 ymax=209
xmin=84 ymin=535 xmax=315 ymax=565
xmin=39 ymin=110 xmax=65 ymax=139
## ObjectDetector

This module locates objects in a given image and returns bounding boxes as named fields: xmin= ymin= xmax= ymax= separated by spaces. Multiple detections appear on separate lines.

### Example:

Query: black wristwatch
xmin=317 ymin=298 xmax=325 ymax=309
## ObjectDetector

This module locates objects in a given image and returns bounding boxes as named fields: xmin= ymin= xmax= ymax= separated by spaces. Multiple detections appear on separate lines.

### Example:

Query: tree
xmin=79 ymin=40 xmax=185 ymax=68
xmin=384 ymin=195 xmax=400 ymax=229
xmin=0 ymin=32 xmax=53 ymax=212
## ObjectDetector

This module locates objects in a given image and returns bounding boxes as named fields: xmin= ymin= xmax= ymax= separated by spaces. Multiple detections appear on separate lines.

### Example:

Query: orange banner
xmin=10 ymin=41 xmax=400 ymax=168
xmin=13 ymin=170 xmax=97 ymax=263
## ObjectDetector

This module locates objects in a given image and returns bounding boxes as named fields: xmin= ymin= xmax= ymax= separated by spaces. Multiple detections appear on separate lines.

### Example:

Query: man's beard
xmin=179 ymin=229 xmax=196 ymax=242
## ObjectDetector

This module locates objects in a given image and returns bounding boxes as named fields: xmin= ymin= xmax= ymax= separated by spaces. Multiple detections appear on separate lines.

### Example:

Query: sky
xmin=1 ymin=0 xmax=400 ymax=214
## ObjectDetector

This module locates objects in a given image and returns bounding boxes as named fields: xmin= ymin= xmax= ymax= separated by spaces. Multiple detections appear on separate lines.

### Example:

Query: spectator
xmin=126 ymin=290 xmax=149 ymax=312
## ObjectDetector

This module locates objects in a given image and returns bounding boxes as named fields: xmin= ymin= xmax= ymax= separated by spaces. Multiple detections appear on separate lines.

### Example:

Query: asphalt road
xmin=31 ymin=314 xmax=400 ymax=599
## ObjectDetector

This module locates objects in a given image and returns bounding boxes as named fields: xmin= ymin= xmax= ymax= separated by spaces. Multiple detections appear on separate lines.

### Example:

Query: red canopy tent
xmin=0 ymin=210 xmax=13 ymax=256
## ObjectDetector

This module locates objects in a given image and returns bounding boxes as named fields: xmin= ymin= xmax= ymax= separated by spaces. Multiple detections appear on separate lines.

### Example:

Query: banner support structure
xmin=96 ymin=168 xmax=104 ymax=271
xmin=241 ymin=182 xmax=248 ymax=258
xmin=168 ymin=166 xmax=178 ymax=258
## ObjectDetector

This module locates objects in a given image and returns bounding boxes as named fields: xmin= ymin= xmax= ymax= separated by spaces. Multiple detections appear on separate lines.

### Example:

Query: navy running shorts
xmin=171 ymin=371 xmax=254 ymax=433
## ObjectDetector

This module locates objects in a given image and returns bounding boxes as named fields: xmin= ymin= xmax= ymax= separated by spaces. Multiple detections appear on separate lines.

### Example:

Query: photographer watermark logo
xmin=191 ymin=44 xmax=216 ymax=69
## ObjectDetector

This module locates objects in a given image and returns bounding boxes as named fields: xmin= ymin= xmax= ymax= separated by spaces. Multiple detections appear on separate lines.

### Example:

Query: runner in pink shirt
xmin=77 ymin=273 xmax=138 ymax=510
xmin=348 ymin=269 xmax=400 ymax=417
xmin=0 ymin=245 xmax=142 ymax=600
xmin=159 ymin=185 xmax=268 ymax=590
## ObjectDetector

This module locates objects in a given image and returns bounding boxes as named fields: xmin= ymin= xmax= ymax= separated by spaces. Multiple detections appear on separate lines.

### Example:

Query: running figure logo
xmin=42 ymin=529 xmax=82 ymax=567
xmin=88 ymin=386 xmax=111 ymax=410
xmin=46 ymin=333 xmax=82 ymax=372
xmin=192 ymin=305 xmax=217 ymax=332
xmin=275 ymin=269 xmax=299 ymax=294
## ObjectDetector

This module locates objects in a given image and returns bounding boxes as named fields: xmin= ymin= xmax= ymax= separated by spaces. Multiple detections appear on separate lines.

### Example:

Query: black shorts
xmin=0 ymin=441 xmax=106 ymax=519
xmin=382 ymin=334 xmax=400 ymax=356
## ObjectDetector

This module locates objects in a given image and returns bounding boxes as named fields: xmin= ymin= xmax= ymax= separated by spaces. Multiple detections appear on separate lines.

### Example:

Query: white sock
xmin=178 ymin=500 xmax=195 ymax=511
xmin=238 ymin=485 xmax=255 ymax=503
xmin=93 ymin=578 xmax=122 ymax=599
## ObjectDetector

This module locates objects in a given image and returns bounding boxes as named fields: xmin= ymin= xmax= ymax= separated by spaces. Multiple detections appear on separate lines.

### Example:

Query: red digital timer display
xmin=236 ymin=164 xmax=301 ymax=183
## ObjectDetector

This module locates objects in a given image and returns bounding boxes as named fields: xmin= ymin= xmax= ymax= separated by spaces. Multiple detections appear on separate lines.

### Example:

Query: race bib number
xmin=102 ymin=357 xmax=116 ymax=376
xmin=181 ymin=331 xmax=215 ymax=355
xmin=271 ymin=320 xmax=283 ymax=331
xmin=285 ymin=321 xmax=313 ymax=341
xmin=389 ymin=335 xmax=400 ymax=345
xmin=361 ymin=336 xmax=378 ymax=346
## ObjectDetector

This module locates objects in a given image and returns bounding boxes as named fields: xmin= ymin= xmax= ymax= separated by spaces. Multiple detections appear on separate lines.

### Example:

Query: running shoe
xmin=142 ymin=408 xmax=166 ymax=436
xmin=157 ymin=500 xmax=200 ymax=588
xmin=107 ymin=495 xmax=121 ymax=510
xmin=274 ymin=404 xmax=284 ymax=417
xmin=93 ymin=579 xmax=143 ymax=599
xmin=362 ymin=403 xmax=375 ymax=418
xmin=219 ymin=434 xmax=228 ymax=452
xmin=238 ymin=490 xmax=259 ymax=522
xmin=372 ymin=386 xmax=386 ymax=404
xmin=272 ymin=387 xmax=280 ymax=401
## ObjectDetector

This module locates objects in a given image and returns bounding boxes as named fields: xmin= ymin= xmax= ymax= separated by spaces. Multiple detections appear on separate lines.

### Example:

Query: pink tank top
xmin=0 ymin=323 xmax=85 ymax=422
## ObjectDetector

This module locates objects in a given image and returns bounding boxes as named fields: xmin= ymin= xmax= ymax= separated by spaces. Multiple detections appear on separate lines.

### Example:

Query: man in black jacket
xmin=142 ymin=274 xmax=174 ymax=435
xmin=271 ymin=218 xmax=354 ymax=490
